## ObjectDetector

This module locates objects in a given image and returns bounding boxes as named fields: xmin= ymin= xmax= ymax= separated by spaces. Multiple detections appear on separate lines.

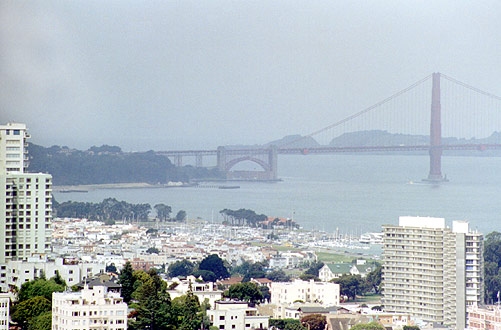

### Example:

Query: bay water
xmin=53 ymin=154 xmax=501 ymax=236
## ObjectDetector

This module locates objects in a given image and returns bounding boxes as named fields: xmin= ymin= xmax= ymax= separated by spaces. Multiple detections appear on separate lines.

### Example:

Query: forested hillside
xmin=27 ymin=144 xmax=222 ymax=185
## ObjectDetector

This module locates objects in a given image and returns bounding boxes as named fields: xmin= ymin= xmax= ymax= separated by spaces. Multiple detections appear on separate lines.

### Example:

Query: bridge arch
xmin=225 ymin=156 xmax=271 ymax=172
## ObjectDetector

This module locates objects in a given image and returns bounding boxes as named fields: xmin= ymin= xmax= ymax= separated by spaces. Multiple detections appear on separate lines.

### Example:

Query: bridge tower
xmin=217 ymin=147 xmax=227 ymax=173
xmin=426 ymin=72 xmax=445 ymax=182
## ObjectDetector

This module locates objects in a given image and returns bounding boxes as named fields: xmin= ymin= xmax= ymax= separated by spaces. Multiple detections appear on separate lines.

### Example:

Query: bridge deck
xmin=157 ymin=144 xmax=501 ymax=156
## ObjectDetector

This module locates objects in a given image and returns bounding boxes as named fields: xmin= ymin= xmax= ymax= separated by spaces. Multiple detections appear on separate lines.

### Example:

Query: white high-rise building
xmin=0 ymin=123 xmax=53 ymax=290
xmin=382 ymin=216 xmax=483 ymax=330
xmin=52 ymin=285 xmax=127 ymax=330
xmin=0 ymin=123 xmax=29 ymax=174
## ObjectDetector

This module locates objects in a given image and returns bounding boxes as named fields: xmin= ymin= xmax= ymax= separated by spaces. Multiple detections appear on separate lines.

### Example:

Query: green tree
xmin=53 ymin=270 xmax=66 ymax=286
xmin=299 ymin=274 xmax=320 ymax=281
xmin=129 ymin=269 xmax=174 ymax=330
xmin=192 ymin=270 xmax=217 ymax=282
xmin=12 ymin=296 xmax=51 ymax=329
xmin=154 ymin=203 xmax=172 ymax=221
xmin=303 ymin=261 xmax=324 ymax=277
xmin=235 ymin=261 xmax=267 ymax=282
xmin=168 ymin=259 xmax=195 ymax=277
xmin=484 ymin=232 xmax=501 ymax=303
xmin=17 ymin=278 xmax=65 ymax=303
xmin=270 ymin=319 xmax=306 ymax=330
xmin=403 ymin=326 xmax=420 ymax=330
xmin=266 ymin=269 xmax=291 ymax=282
xmin=332 ymin=274 xmax=368 ymax=301
xmin=28 ymin=311 xmax=52 ymax=330
xmin=172 ymin=292 xmax=203 ymax=330
xmin=259 ymin=285 xmax=271 ymax=302
xmin=349 ymin=322 xmax=385 ymax=330
xmin=301 ymin=314 xmax=326 ymax=330
xmin=106 ymin=263 xmax=117 ymax=273
xmin=176 ymin=210 xmax=187 ymax=222
xmin=146 ymin=247 xmax=160 ymax=254
xmin=224 ymin=282 xmax=263 ymax=304
xmin=118 ymin=261 xmax=135 ymax=303
xmin=199 ymin=254 xmax=230 ymax=279
xmin=365 ymin=264 xmax=382 ymax=294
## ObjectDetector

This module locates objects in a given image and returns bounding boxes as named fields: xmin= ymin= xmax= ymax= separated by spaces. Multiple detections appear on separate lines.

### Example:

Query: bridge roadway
xmin=157 ymin=144 xmax=501 ymax=157
xmin=158 ymin=144 xmax=501 ymax=180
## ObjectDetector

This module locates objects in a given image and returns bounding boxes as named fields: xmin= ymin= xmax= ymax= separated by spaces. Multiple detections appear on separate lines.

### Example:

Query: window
xmin=219 ymin=316 xmax=225 ymax=320
xmin=13 ymin=130 xmax=20 ymax=135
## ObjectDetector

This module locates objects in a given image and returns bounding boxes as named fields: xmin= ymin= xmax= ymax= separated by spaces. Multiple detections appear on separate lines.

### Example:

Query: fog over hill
xmin=231 ymin=130 xmax=501 ymax=149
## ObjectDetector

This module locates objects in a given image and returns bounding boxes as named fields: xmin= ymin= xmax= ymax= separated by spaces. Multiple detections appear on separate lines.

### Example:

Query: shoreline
xmin=53 ymin=182 xmax=193 ymax=192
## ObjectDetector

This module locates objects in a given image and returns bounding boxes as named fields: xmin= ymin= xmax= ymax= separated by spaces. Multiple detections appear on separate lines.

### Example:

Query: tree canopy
xmin=12 ymin=276 xmax=65 ymax=330
xmin=199 ymin=255 xmax=230 ymax=279
xmin=365 ymin=264 xmax=382 ymax=294
xmin=155 ymin=204 xmax=172 ymax=221
xmin=12 ymin=296 xmax=51 ymax=329
xmin=484 ymin=231 xmax=501 ymax=303
xmin=266 ymin=269 xmax=291 ymax=282
xmin=118 ymin=261 xmax=135 ymax=303
xmin=349 ymin=322 xmax=385 ymax=330
xmin=332 ymin=274 xmax=369 ymax=301
xmin=219 ymin=208 xmax=268 ymax=227
xmin=54 ymin=197 xmax=151 ymax=221
xmin=168 ymin=259 xmax=196 ymax=278
xmin=27 ymin=143 xmax=223 ymax=185
xmin=224 ymin=282 xmax=264 ymax=304
xmin=301 ymin=314 xmax=326 ymax=330
xmin=176 ymin=210 xmax=187 ymax=222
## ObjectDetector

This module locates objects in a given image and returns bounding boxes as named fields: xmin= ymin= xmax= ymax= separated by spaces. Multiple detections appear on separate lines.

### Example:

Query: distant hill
xmin=329 ymin=130 xmax=501 ymax=147
xmin=27 ymin=143 xmax=222 ymax=186
xmin=225 ymin=135 xmax=320 ymax=149
xmin=264 ymin=135 xmax=320 ymax=148
xmin=329 ymin=130 xmax=428 ymax=147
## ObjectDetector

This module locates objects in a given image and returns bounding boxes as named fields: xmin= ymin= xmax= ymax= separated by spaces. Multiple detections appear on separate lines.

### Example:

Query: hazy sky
xmin=1 ymin=0 xmax=501 ymax=150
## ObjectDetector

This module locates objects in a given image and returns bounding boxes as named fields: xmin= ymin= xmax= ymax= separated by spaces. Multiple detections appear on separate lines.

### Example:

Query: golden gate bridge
xmin=158 ymin=73 xmax=501 ymax=182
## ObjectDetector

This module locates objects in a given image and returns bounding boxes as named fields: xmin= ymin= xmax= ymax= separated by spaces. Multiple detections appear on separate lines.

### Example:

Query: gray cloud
xmin=1 ymin=0 xmax=501 ymax=150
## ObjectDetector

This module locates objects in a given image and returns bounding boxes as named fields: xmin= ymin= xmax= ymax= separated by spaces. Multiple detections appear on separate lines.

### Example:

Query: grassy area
xmin=315 ymin=251 xmax=356 ymax=263
xmin=353 ymin=293 xmax=383 ymax=303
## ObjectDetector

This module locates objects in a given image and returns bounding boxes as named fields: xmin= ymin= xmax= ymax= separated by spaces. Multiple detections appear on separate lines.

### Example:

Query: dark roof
xmin=298 ymin=306 xmax=340 ymax=313
xmin=77 ymin=277 xmax=121 ymax=289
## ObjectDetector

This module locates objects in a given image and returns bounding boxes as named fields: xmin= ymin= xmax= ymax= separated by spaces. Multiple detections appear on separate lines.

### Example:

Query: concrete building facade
xmin=0 ymin=123 xmax=29 ymax=174
xmin=467 ymin=304 xmax=501 ymax=330
xmin=52 ymin=285 xmax=127 ymax=330
xmin=0 ymin=293 xmax=10 ymax=330
xmin=0 ymin=123 xmax=53 ymax=290
xmin=207 ymin=301 xmax=269 ymax=330
xmin=271 ymin=279 xmax=340 ymax=306
xmin=382 ymin=216 xmax=483 ymax=330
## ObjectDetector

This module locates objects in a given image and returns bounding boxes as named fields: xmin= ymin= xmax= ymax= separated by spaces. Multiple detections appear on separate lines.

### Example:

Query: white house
xmin=207 ymin=301 xmax=269 ymax=330
xmin=318 ymin=261 xmax=374 ymax=282
xmin=167 ymin=275 xmax=223 ymax=308
xmin=271 ymin=279 xmax=340 ymax=306
xmin=7 ymin=257 xmax=106 ymax=290
xmin=52 ymin=285 xmax=127 ymax=330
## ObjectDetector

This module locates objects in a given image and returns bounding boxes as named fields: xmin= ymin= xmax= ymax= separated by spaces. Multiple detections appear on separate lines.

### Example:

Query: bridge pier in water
xmin=217 ymin=146 xmax=278 ymax=181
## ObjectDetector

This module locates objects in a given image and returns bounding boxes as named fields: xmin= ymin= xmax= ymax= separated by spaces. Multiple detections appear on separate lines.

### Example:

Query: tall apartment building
xmin=0 ymin=123 xmax=52 ymax=290
xmin=382 ymin=216 xmax=483 ymax=330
